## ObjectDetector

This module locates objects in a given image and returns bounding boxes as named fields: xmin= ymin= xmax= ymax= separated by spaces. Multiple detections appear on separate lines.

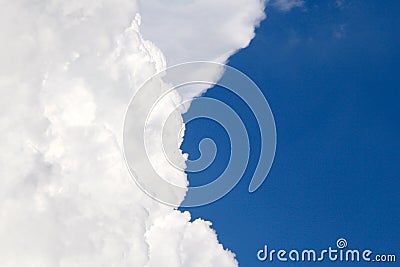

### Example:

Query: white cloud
xmin=0 ymin=0 xmax=265 ymax=266
xmin=139 ymin=0 xmax=266 ymax=65
xmin=138 ymin=0 xmax=266 ymax=99
xmin=271 ymin=0 xmax=305 ymax=12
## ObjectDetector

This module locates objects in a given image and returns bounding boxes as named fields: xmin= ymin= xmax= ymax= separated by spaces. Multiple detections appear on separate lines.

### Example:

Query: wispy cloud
xmin=271 ymin=0 xmax=305 ymax=12
xmin=335 ymin=0 xmax=346 ymax=9
xmin=333 ymin=24 xmax=347 ymax=39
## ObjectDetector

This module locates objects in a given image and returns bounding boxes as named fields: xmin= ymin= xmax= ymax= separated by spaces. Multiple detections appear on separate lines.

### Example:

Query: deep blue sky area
xmin=181 ymin=1 xmax=399 ymax=266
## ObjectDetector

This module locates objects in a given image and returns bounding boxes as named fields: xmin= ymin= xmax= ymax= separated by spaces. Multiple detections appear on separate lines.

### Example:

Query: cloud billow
xmin=0 ymin=0 xmax=265 ymax=266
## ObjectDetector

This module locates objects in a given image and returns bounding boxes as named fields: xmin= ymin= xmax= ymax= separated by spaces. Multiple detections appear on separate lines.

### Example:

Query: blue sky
xmin=182 ymin=0 xmax=400 ymax=265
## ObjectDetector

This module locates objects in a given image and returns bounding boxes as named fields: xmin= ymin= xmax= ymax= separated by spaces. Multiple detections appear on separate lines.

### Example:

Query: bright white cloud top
xmin=0 ymin=0 xmax=265 ymax=266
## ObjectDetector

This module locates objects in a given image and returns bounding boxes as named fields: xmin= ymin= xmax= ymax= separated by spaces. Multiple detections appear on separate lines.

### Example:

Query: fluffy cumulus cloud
xmin=139 ymin=0 xmax=266 ymax=100
xmin=0 ymin=0 xmax=265 ymax=266
xmin=139 ymin=0 xmax=266 ymax=65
